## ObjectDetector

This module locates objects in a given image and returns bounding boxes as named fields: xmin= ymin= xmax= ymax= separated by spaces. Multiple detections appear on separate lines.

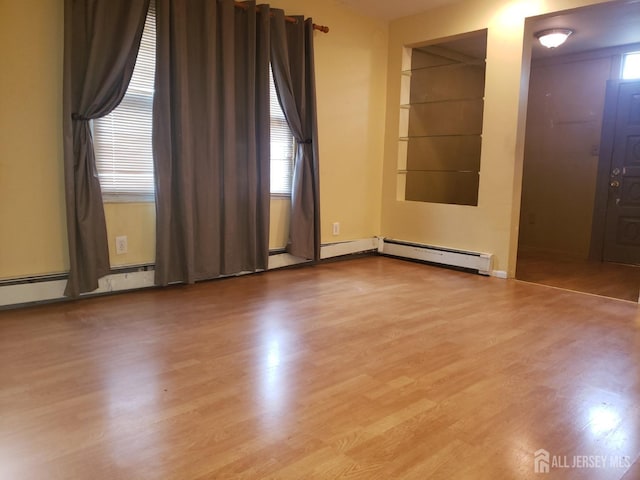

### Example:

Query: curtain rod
xmin=234 ymin=1 xmax=330 ymax=33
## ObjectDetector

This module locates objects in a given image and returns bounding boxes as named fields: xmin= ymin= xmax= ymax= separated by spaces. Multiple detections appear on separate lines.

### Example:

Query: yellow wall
xmin=104 ymin=203 xmax=156 ymax=266
xmin=267 ymin=0 xmax=389 ymax=248
xmin=519 ymin=54 xmax=613 ymax=258
xmin=270 ymin=0 xmax=388 ymax=244
xmin=269 ymin=197 xmax=291 ymax=250
xmin=3 ymin=0 xmax=620 ymax=282
xmin=0 ymin=0 xmax=67 ymax=279
xmin=0 ymin=0 xmax=387 ymax=280
xmin=380 ymin=0 xmax=615 ymax=275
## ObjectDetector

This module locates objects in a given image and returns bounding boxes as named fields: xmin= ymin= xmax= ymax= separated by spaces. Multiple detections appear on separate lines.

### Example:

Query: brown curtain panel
xmin=270 ymin=11 xmax=320 ymax=261
xmin=153 ymin=0 xmax=271 ymax=286
xmin=63 ymin=0 xmax=150 ymax=297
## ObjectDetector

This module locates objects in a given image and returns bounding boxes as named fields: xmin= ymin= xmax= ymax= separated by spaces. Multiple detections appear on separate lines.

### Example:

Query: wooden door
xmin=602 ymin=80 xmax=640 ymax=264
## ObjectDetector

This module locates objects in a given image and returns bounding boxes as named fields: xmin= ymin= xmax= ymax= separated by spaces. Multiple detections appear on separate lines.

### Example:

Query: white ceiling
xmin=336 ymin=0 xmax=460 ymax=21
xmin=529 ymin=2 xmax=640 ymax=58
xmin=337 ymin=0 xmax=640 ymax=58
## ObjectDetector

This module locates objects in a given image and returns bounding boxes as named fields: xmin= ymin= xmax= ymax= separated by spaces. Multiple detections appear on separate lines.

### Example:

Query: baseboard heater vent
xmin=378 ymin=238 xmax=493 ymax=275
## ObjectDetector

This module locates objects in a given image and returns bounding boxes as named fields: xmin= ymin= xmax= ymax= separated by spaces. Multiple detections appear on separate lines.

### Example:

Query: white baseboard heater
xmin=1 ymin=238 xmax=492 ymax=308
xmin=378 ymin=238 xmax=493 ymax=275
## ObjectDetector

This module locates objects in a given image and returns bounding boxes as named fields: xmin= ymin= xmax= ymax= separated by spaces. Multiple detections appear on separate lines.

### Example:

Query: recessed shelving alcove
xmin=398 ymin=30 xmax=487 ymax=206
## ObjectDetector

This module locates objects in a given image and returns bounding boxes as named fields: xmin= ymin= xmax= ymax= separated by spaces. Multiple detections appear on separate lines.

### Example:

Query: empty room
xmin=1 ymin=0 xmax=639 ymax=478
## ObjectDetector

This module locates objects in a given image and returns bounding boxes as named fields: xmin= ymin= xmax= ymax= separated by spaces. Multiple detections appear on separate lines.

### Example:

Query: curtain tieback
xmin=299 ymin=139 xmax=313 ymax=144
xmin=71 ymin=113 xmax=91 ymax=121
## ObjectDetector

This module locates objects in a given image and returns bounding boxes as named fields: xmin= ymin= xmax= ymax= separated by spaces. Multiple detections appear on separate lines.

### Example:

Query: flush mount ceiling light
xmin=535 ymin=28 xmax=573 ymax=49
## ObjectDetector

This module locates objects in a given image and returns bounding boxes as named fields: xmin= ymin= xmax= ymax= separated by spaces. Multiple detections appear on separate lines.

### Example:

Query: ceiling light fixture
xmin=535 ymin=28 xmax=573 ymax=49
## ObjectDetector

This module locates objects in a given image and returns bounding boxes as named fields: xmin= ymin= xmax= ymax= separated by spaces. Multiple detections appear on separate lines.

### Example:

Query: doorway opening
xmin=516 ymin=2 xmax=640 ymax=303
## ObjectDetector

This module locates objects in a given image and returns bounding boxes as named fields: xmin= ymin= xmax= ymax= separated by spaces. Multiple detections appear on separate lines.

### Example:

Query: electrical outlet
xmin=115 ymin=235 xmax=128 ymax=255
xmin=332 ymin=222 xmax=340 ymax=236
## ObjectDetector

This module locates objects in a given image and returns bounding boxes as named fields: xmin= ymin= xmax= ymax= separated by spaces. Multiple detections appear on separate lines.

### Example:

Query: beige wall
xmin=2 ymin=0 xmax=621 ymax=283
xmin=519 ymin=54 xmax=613 ymax=258
xmin=380 ymin=0 xmax=615 ymax=275
xmin=276 ymin=0 xmax=388 ymax=244
xmin=0 ymin=0 xmax=66 ymax=279
xmin=0 ymin=0 xmax=387 ymax=280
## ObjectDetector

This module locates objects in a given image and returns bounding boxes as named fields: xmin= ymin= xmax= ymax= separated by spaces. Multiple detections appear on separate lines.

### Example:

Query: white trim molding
xmin=0 ymin=238 xmax=381 ymax=308
xmin=320 ymin=238 xmax=379 ymax=259
xmin=379 ymin=238 xmax=493 ymax=275
xmin=0 ymin=270 xmax=156 ymax=308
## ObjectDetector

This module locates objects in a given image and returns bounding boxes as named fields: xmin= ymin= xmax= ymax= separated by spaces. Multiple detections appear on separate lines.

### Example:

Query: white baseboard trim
xmin=96 ymin=270 xmax=157 ymax=292
xmin=320 ymin=238 xmax=379 ymax=260
xmin=267 ymin=253 xmax=308 ymax=269
xmin=379 ymin=238 xmax=493 ymax=275
xmin=491 ymin=270 xmax=508 ymax=279
xmin=0 ymin=239 xmax=380 ymax=308
xmin=0 ymin=279 xmax=67 ymax=307
xmin=0 ymin=270 xmax=158 ymax=308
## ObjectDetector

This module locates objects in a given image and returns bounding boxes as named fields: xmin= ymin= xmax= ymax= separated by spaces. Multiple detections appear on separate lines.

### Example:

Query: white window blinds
xmin=93 ymin=2 xmax=156 ymax=200
xmin=270 ymin=69 xmax=295 ymax=196
xmin=93 ymin=1 xmax=294 ymax=200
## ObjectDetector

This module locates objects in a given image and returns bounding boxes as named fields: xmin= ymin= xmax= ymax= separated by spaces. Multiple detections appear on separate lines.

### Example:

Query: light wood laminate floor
xmin=1 ymin=256 xmax=639 ymax=479
xmin=516 ymin=248 xmax=640 ymax=303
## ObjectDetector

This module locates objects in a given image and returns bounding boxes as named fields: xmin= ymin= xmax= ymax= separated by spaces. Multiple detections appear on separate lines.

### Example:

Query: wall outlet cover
xmin=115 ymin=235 xmax=128 ymax=255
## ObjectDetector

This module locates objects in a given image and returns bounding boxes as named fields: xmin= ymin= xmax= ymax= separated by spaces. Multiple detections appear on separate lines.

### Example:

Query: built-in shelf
xmin=400 ymin=97 xmax=486 ymax=108
xmin=397 ymin=169 xmax=479 ymax=174
xmin=399 ymin=134 xmax=483 ymax=140
xmin=400 ymin=60 xmax=485 ymax=76
xmin=397 ymin=30 xmax=487 ymax=206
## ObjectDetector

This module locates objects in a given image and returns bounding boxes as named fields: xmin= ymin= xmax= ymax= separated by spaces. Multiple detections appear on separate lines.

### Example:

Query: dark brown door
xmin=599 ymin=80 xmax=640 ymax=265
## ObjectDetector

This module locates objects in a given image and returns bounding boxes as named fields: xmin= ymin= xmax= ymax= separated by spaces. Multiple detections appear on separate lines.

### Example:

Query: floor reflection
xmin=588 ymin=404 xmax=621 ymax=437
xmin=101 ymin=341 xmax=164 ymax=470
xmin=258 ymin=329 xmax=290 ymax=432
xmin=516 ymin=248 xmax=640 ymax=302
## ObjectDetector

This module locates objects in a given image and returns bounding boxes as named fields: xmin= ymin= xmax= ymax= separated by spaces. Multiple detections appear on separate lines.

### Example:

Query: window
xmin=622 ymin=52 xmax=640 ymax=80
xmin=269 ymin=70 xmax=295 ymax=196
xmin=93 ymin=2 xmax=156 ymax=201
xmin=93 ymin=2 xmax=295 ymax=200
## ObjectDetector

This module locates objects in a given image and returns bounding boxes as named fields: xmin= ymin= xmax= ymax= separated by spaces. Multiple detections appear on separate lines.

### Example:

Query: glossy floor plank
xmin=516 ymin=248 xmax=640 ymax=303
xmin=1 ymin=256 xmax=639 ymax=479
